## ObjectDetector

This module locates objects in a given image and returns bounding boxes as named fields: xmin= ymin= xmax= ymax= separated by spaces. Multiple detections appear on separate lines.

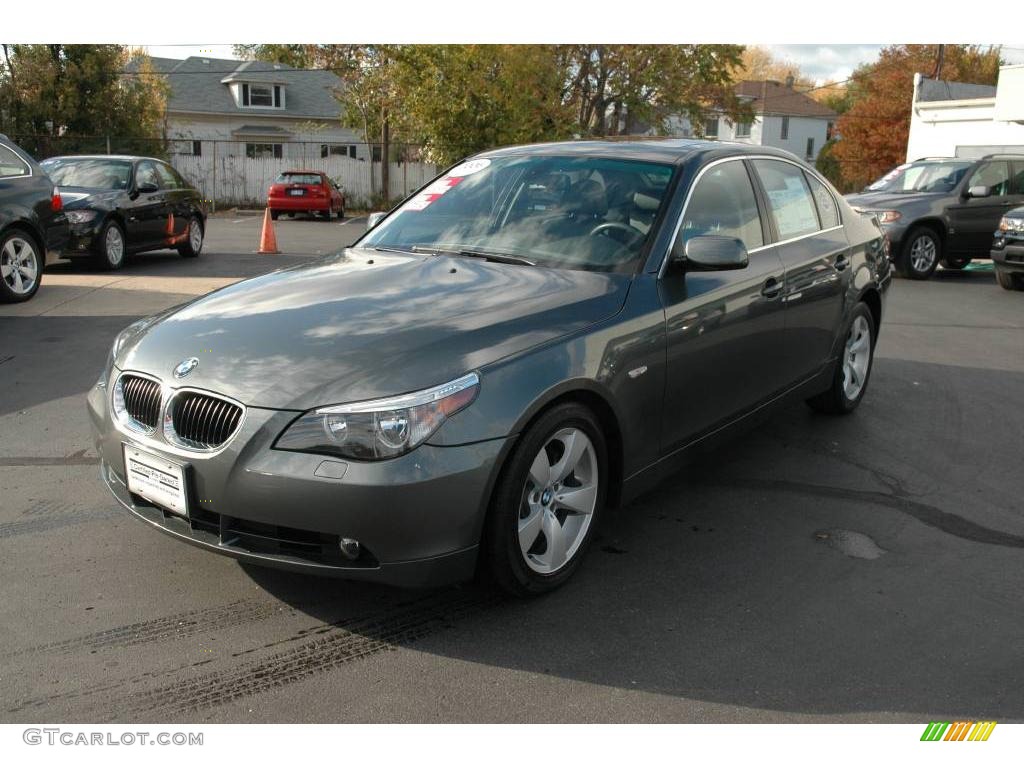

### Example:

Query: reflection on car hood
xmin=59 ymin=188 xmax=123 ymax=209
xmin=845 ymin=191 xmax=942 ymax=209
xmin=117 ymin=249 xmax=632 ymax=409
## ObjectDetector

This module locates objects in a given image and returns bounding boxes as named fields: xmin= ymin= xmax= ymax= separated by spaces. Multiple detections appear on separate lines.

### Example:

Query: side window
xmin=968 ymin=162 xmax=1010 ymax=196
xmin=135 ymin=161 xmax=160 ymax=190
xmin=0 ymin=145 xmax=30 ymax=178
xmin=154 ymin=163 xmax=180 ymax=190
xmin=805 ymin=172 xmax=840 ymax=228
xmin=678 ymin=160 xmax=764 ymax=250
xmin=1013 ymin=164 xmax=1024 ymax=195
xmin=752 ymin=159 xmax=821 ymax=240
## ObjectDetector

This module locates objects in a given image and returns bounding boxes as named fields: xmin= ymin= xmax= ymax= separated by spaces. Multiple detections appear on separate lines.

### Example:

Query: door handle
xmin=835 ymin=254 xmax=851 ymax=271
xmin=761 ymin=278 xmax=783 ymax=299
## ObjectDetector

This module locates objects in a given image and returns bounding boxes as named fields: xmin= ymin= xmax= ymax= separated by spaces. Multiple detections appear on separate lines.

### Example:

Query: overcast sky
xmin=144 ymin=43 xmax=1024 ymax=86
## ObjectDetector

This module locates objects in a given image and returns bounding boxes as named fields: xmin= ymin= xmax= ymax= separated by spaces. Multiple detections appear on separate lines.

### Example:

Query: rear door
xmin=750 ymin=158 xmax=851 ymax=381
xmin=947 ymin=160 xmax=1014 ymax=256
xmin=154 ymin=162 xmax=190 ymax=244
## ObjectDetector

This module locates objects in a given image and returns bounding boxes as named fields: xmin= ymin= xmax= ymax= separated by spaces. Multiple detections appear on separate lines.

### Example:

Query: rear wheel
xmin=94 ymin=220 xmax=126 ymax=270
xmin=486 ymin=402 xmax=607 ymax=596
xmin=0 ymin=228 xmax=42 ymax=303
xmin=894 ymin=226 xmax=941 ymax=280
xmin=807 ymin=303 xmax=876 ymax=415
xmin=941 ymin=256 xmax=971 ymax=270
xmin=177 ymin=215 xmax=203 ymax=258
xmin=995 ymin=266 xmax=1024 ymax=291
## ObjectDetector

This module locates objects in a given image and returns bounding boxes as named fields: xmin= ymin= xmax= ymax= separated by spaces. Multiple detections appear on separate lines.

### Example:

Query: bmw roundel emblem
xmin=173 ymin=357 xmax=199 ymax=379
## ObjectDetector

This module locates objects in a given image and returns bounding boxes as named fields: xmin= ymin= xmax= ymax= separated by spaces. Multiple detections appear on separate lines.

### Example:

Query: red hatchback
xmin=267 ymin=171 xmax=345 ymax=220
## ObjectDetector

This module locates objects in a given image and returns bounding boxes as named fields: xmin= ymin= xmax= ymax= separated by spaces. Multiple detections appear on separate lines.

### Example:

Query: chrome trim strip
xmin=657 ymin=154 xmax=845 ymax=278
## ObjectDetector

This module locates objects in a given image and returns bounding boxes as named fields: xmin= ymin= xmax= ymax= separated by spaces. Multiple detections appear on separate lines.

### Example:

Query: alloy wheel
xmin=1 ymin=236 xmax=39 ymax=295
xmin=518 ymin=427 xmax=599 ymax=574
xmin=106 ymin=226 xmax=125 ymax=266
xmin=842 ymin=315 xmax=872 ymax=401
xmin=909 ymin=234 xmax=936 ymax=274
xmin=189 ymin=220 xmax=203 ymax=252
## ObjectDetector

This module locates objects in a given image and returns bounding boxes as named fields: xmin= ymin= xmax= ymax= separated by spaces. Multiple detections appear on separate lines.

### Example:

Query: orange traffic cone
xmin=258 ymin=208 xmax=280 ymax=254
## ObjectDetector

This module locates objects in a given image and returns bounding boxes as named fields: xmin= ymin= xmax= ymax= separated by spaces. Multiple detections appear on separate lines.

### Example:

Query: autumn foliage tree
xmin=831 ymin=44 xmax=1002 ymax=191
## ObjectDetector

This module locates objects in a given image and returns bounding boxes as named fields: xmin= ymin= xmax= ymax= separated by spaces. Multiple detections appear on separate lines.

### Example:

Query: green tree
xmin=0 ymin=45 xmax=167 ymax=158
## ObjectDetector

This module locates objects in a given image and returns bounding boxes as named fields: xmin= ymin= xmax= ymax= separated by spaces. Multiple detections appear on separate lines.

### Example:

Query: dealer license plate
xmin=123 ymin=444 xmax=189 ymax=516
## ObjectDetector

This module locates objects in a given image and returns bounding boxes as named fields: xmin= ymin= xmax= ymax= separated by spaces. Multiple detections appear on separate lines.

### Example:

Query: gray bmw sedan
xmin=88 ymin=140 xmax=891 ymax=596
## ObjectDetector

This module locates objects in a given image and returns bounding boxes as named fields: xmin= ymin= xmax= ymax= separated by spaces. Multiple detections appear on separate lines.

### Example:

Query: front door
xmin=127 ymin=160 xmax=169 ymax=248
xmin=947 ymin=160 xmax=1018 ymax=256
xmin=660 ymin=158 xmax=790 ymax=455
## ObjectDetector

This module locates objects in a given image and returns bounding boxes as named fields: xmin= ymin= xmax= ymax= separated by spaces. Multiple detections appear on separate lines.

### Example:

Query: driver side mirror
xmin=366 ymin=211 xmax=387 ymax=229
xmin=674 ymin=235 xmax=749 ymax=271
xmin=135 ymin=181 xmax=159 ymax=195
xmin=966 ymin=185 xmax=991 ymax=199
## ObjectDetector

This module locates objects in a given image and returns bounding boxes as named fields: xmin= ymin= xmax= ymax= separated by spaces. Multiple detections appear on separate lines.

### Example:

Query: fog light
xmin=339 ymin=538 xmax=361 ymax=560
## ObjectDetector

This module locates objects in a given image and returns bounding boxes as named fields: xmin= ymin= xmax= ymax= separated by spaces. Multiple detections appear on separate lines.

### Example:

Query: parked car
xmin=267 ymin=171 xmax=345 ymax=220
xmin=992 ymin=206 xmax=1024 ymax=290
xmin=0 ymin=134 xmax=68 ymax=303
xmin=88 ymin=140 xmax=890 ymax=596
xmin=39 ymin=155 xmax=206 ymax=270
xmin=846 ymin=154 xmax=1024 ymax=280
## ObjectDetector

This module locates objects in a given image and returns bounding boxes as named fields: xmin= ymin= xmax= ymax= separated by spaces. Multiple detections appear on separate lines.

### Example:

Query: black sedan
xmin=89 ymin=140 xmax=891 ymax=595
xmin=0 ymin=134 xmax=68 ymax=303
xmin=40 ymin=155 xmax=206 ymax=270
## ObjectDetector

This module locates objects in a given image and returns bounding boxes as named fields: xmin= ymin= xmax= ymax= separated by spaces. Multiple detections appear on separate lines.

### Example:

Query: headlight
xmin=999 ymin=217 xmax=1024 ymax=232
xmin=275 ymin=373 xmax=480 ymax=461
xmin=872 ymin=210 xmax=902 ymax=224
xmin=66 ymin=209 xmax=99 ymax=224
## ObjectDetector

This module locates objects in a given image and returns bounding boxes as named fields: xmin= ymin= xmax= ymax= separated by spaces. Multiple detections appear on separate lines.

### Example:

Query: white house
xmin=906 ymin=66 xmax=1024 ymax=161
xmin=138 ymin=56 xmax=368 ymax=161
xmin=663 ymin=79 xmax=836 ymax=162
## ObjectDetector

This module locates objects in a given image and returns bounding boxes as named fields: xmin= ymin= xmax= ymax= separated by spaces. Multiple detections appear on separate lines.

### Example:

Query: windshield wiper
xmin=410 ymin=245 xmax=535 ymax=266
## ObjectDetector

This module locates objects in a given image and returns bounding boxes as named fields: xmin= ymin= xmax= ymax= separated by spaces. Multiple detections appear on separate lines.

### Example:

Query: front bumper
xmin=87 ymin=371 xmax=507 ymax=588
xmin=63 ymin=219 xmax=103 ymax=255
xmin=991 ymin=236 xmax=1024 ymax=273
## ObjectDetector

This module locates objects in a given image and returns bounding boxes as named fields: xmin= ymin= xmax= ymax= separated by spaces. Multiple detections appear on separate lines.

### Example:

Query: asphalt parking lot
xmin=1 ymin=216 xmax=1022 ymax=723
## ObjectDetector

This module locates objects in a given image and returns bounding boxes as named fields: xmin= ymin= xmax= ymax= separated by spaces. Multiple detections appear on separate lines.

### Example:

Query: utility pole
xmin=934 ymin=44 xmax=946 ymax=80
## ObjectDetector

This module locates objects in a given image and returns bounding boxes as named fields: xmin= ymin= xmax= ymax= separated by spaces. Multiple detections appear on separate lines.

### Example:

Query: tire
xmin=0 ymin=227 xmax=43 ymax=303
xmin=337 ymin=205 xmax=345 ymax=220
xmin=485 ymin=402 xmax=608 ymax=597
xmin=941 ymin=256 xmax=971 ymax=270
xmin=806 ymin=302 xmax=876 ymax=415
xmin=270 ymin=210 xmax=280 ymax=221
xmin=177 ymin=215 xmax=203 ymax=258
xmin=894 ymin=226 xmax=941 ymax=280
xmin=995 ymin=266 xmax=1024 ymax=291
xmin=320 ymin=209 xmax=332 ymax=221
xmin=94 ymin=219 xmax=126 ymax=270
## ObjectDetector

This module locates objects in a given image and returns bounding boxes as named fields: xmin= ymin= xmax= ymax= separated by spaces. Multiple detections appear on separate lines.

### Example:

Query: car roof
xmin=477 ymin=138 xmax=801 ymax=166
xmin=41 ymin=155 xmax=162 ymax=163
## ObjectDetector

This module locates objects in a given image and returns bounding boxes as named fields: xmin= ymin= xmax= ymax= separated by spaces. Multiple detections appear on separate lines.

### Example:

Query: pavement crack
xmin=713 ymin=477 xmax=1024 ymax=549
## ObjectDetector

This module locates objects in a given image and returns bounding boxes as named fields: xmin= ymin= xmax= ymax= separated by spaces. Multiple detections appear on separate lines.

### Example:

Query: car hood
xmin=60 ymin=188 xmax=122 ymax=210
xmin=116 ymin=249 xmax=632 ymax=409
xmin=845 ymin=191 xmax=942 ymax=210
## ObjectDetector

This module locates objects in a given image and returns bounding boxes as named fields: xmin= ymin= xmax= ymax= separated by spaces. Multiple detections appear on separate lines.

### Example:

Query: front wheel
xmin=177 ymin=215 xmax=203 ymax=258
xmin=894 ymin=226 xmax=941 ymax=280
xmin=94 ymin=220 xmax=126 ymax=270
xmin=995 ymin=266 xmax=1024 ymax=291
xmin=806 ymin=303 xmax=876 ymax=415
xmin=485 ymin=403 xmax=608 ymax=596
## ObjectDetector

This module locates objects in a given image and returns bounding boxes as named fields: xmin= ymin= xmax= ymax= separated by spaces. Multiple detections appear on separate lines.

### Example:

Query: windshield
xmin=276 ymin=173 xmax=323 ymax=185
xmin=865 ymin=161 xmax=971 ymax=194
xmin=41 ymin=158 xmax=133 ymax=190
xmin=359 ymin=154 xmax=675 ymax=273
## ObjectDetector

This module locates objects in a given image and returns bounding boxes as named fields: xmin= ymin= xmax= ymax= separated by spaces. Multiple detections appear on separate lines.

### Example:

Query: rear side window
xmin=968 ymin=161 xmax=1011 ymax=196
xmin=678 ymin=160 xmax=764 ymax=250
xmin=0 ymin=145 xmax=30 ymax=178
xmin=752 ymin=159 xmax=820 ymax=240
xmin=805 ymin=173 xmax=840 ymax=228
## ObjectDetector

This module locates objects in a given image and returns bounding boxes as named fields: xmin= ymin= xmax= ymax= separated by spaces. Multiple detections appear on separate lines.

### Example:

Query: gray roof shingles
xmin=916 ymin=76 xmax=997 ymax=103
xmin=131 ymin=56 xmax=345 ymax=120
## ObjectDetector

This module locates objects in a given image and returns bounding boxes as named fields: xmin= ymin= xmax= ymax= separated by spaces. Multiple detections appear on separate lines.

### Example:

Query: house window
xmin=321 ymin=144 xmax=357 ymax=159
xmin=806 ymin=137 xmax=815 ymax=160
xmin=178 ymin=139 xmax=201 ymax=156
xmin=703 ymin=118 xmax=719 ymax=139
xmin=241 ymin=83 xmax=282 ymax=108
xmin=735 ymin=122 xmax=752 ymax=139
xmin=781 ymin=116 xmax=790 ymax=140
xmin=246 ymin=143 xmax=283 ymax=159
